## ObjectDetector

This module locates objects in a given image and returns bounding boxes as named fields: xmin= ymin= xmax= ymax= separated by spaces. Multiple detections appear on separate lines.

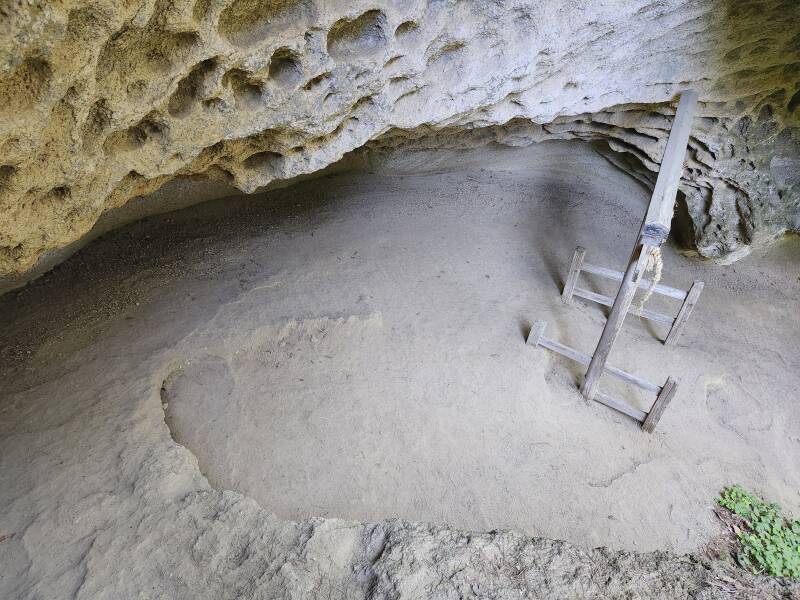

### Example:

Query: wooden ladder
xmin=561 ymin=246 xmax=704 ymax=347
xmin=527 ymin=90 xmax=702 ymax=433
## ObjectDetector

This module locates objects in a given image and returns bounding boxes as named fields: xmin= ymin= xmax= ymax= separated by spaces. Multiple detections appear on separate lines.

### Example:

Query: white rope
xmin=635 ymin=247 xmax=663 ymax=314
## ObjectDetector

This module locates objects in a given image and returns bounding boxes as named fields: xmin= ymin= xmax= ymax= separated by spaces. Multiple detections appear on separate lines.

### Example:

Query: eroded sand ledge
xmin=1 ymin=143 xmax=798 ymax=598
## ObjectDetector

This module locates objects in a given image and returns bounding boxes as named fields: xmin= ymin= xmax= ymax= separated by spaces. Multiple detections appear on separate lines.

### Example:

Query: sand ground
xmin=1 ymin=141 xmax=798 ymax=597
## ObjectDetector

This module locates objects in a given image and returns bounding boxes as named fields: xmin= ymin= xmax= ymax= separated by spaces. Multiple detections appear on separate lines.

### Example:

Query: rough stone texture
xmin=1 ymin=0 xmax=799 ymax=278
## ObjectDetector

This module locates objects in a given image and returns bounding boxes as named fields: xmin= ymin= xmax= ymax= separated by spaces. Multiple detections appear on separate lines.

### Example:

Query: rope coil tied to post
xmin=636 ymin=246 xmax=663 ymax=313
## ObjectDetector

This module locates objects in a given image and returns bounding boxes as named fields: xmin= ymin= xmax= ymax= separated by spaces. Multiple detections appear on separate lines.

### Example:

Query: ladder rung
xmin=537 ymin=335 xmax=662 ymax=394
xmin=595 ymin=391 xmax=647 ymax=422
xmin=573 ymin=287 xmax=675 ymax=325
xmin=581 ymin=262 xmax=687 ymax=301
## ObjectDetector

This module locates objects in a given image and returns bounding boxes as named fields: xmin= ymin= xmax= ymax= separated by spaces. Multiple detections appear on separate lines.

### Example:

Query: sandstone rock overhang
xmin=1 ymin=0 xmax=798 ymax=279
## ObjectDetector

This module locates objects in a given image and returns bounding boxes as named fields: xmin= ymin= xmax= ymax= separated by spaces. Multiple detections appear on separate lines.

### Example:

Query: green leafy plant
xmin=718 ymin=484 xmax=800 ymax=578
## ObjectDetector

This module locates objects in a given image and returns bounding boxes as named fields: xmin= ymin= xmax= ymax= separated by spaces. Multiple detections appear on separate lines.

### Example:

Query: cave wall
xmin=1 ymin=0 xmax=798 ymax=277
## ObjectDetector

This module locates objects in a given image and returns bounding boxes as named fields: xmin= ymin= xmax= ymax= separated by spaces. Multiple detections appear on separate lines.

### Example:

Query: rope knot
xmin=635 ymin=247 xmax=663 ymax=314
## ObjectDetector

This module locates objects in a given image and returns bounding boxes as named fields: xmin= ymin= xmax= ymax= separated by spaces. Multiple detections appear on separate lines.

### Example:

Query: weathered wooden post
xmin=581 ymin=90 xmax=699 ymax=402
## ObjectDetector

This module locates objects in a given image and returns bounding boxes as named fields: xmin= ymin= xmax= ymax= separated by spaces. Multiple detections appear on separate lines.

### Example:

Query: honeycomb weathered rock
xmin=0 ymin=0 xmax=798 ymax=277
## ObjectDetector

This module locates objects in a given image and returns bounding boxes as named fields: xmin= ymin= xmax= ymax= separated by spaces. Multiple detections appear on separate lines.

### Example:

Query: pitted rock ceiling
xmin=1 ymin=0 xmax=798 ymax=276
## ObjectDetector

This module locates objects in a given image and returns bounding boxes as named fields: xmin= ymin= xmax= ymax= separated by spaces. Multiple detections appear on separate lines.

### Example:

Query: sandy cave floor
xmin=1 ymin=141 xmax=799 ymax=596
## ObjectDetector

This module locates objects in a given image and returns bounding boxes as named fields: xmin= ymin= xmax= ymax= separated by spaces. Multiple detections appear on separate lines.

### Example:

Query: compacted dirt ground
xmin=1 ymin=141 xmax=798 ymax=598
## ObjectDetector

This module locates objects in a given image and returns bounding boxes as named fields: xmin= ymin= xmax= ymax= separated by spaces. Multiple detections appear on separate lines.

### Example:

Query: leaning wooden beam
xmin=581 ymin=90 xmax=698 ymax=401
xmin=561 ymin=246 xmax=586 ymax=304
xmin=642 ymin=376 xmax=678 ymax=432
xmin=640 ymin=89 xmax=700 ymax=243
xmin=581 ymin=244 xmax=654 ymax=401
xmin=527 ymin=321 xmax=662 ymax=394
xmin=572 ymin=287 xmax=674 ymax=325
xmin=664 ymin=280 xmax=704 ymax=346
xmin=580 ymin=262 xmax=687 ymax=301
